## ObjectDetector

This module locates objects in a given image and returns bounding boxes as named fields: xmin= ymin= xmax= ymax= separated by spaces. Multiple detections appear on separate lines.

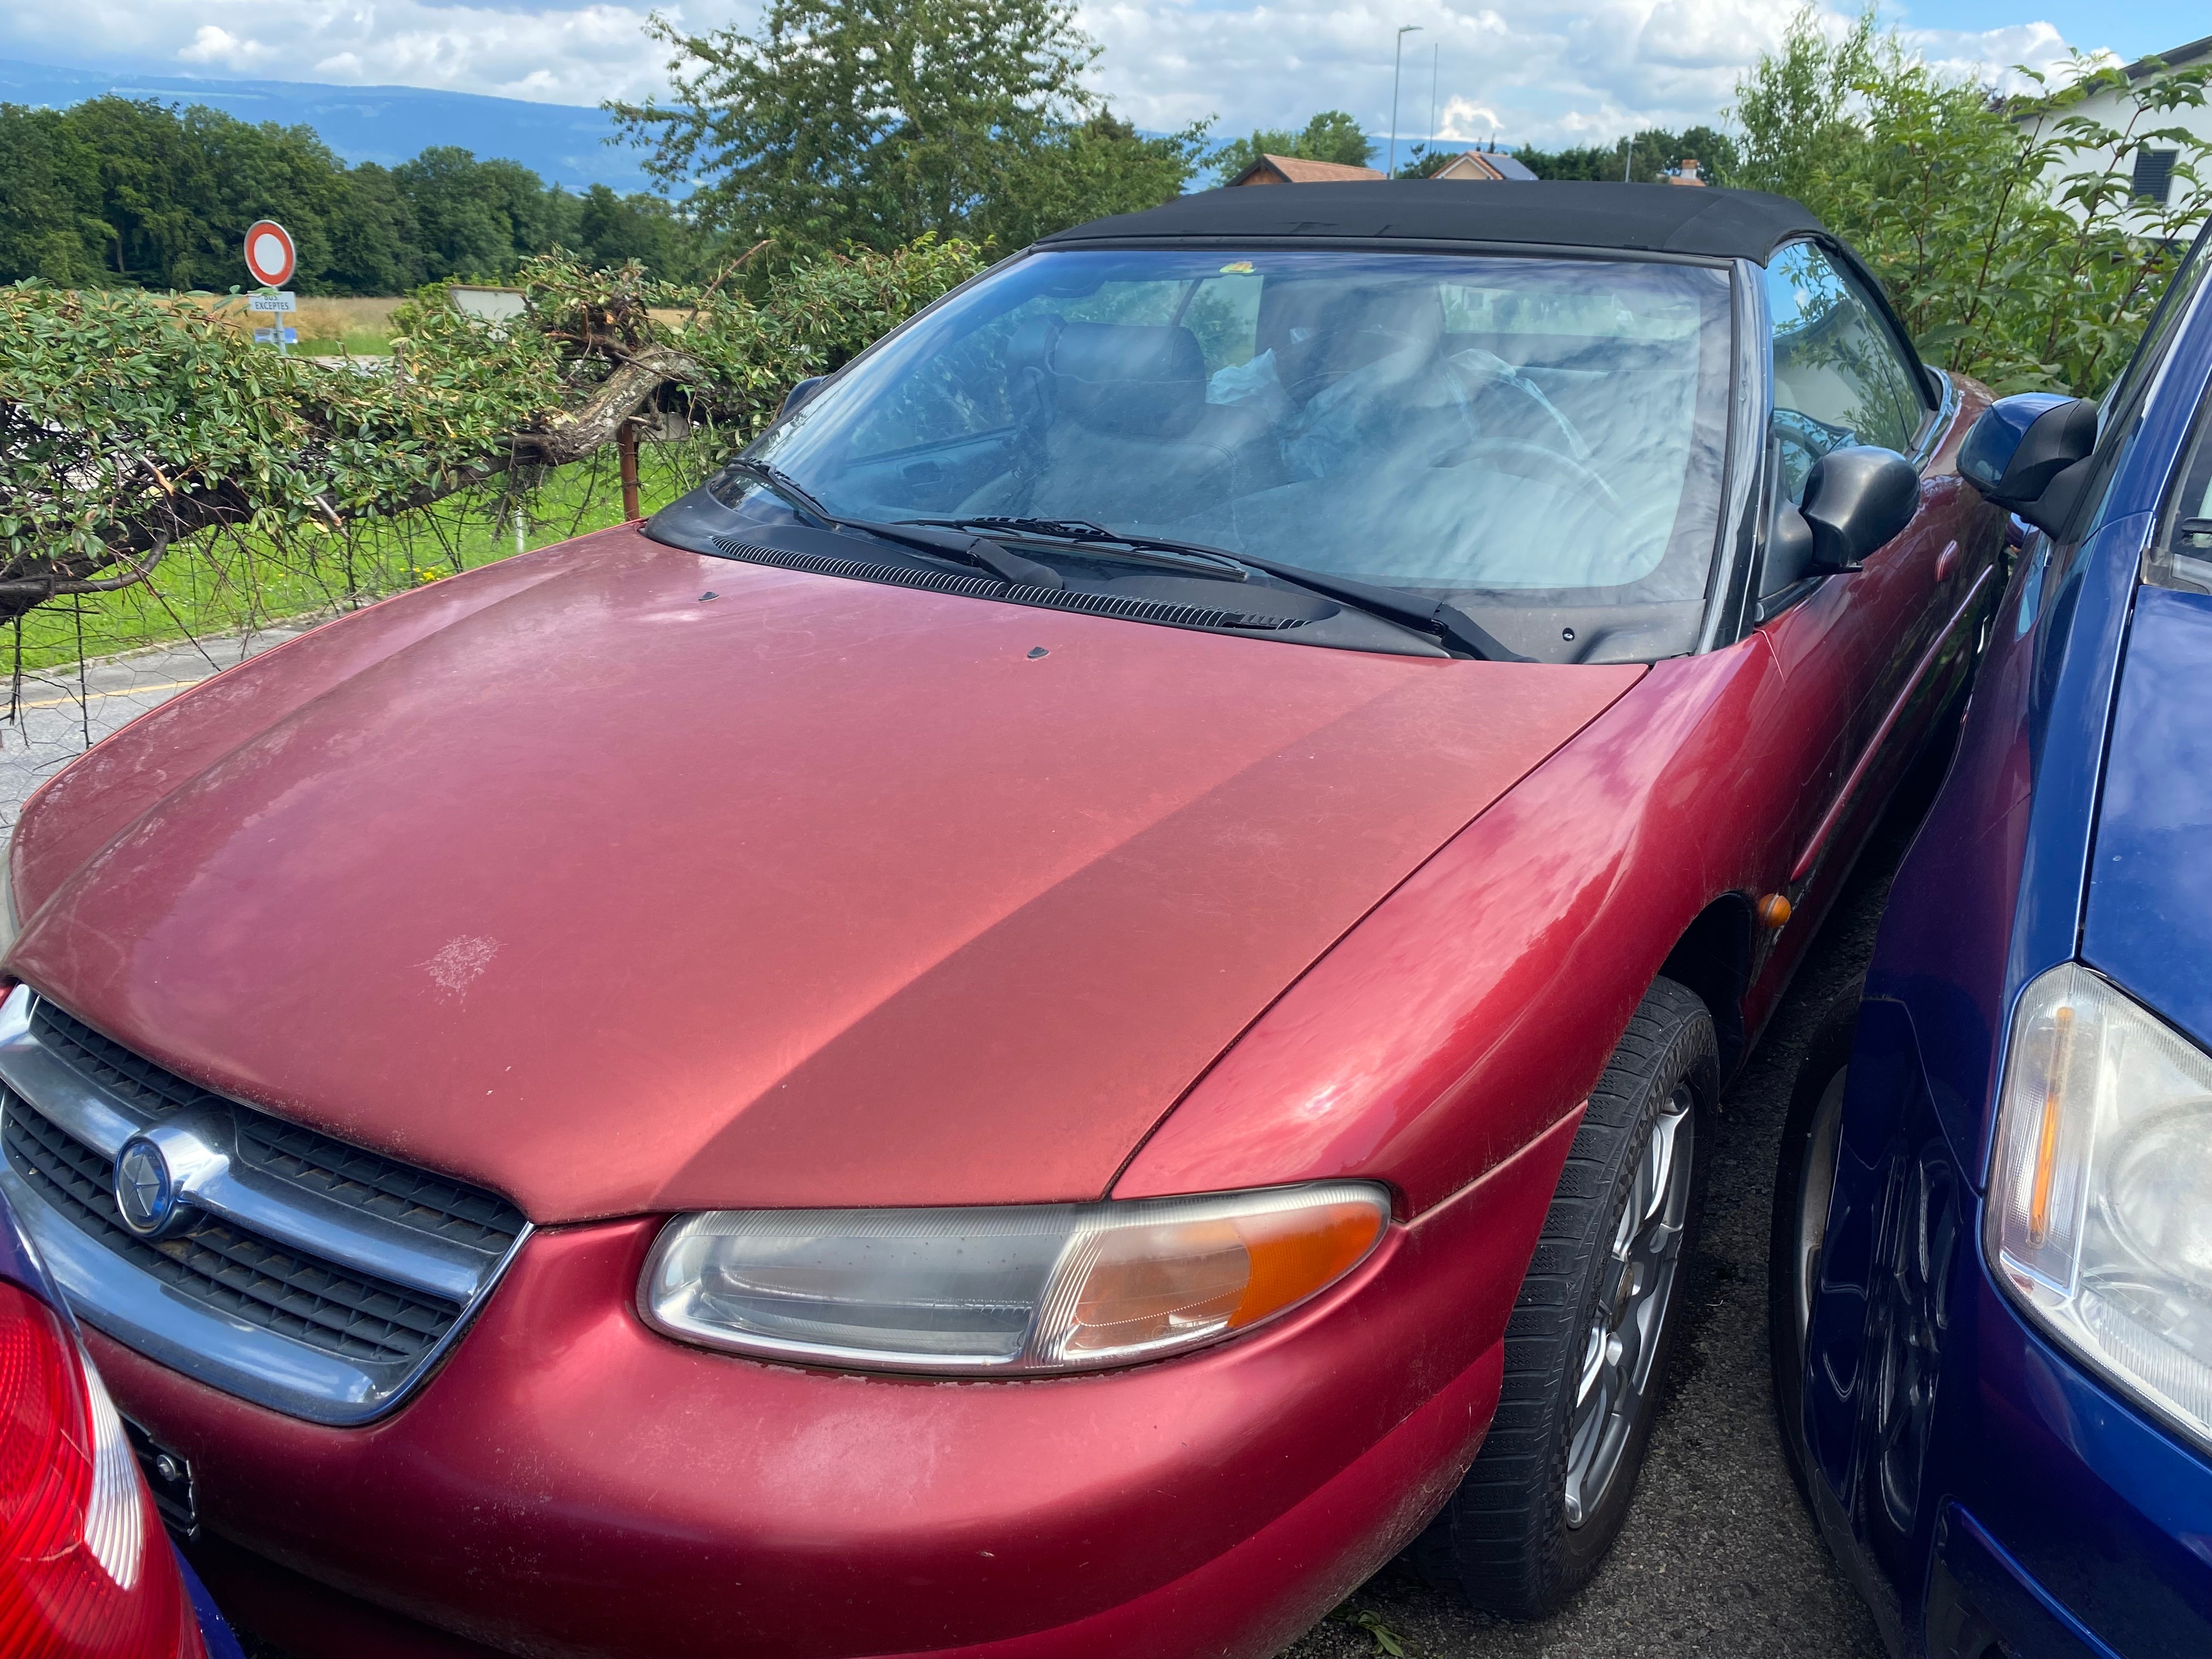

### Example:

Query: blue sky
xmin=1895 ymin=0 xmax=2199 ymax=62
xmin=0 ymin=1 xmax=2183 ymax=153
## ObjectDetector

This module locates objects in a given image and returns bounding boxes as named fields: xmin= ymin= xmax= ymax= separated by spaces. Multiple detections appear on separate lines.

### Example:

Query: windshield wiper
xmin=719 ymin=460 xmax=1063 ymax=589
xmin=733 ymin=476 xmax=1521 ymax=657
xmin=906 ymin=517 xmax=1247 ymax=581
xmin=979 ymin=523 xmax=1529 ymax=662
xmin=1245 ymin=555 xmax=1529 ymax=661
xmin=722 ymin=457 xmax=836 ymax=523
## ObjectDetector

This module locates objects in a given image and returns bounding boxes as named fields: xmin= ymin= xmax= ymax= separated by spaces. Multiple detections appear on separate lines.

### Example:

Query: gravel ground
xmin=1279 ymin=750 xmax=1956 ymax=1659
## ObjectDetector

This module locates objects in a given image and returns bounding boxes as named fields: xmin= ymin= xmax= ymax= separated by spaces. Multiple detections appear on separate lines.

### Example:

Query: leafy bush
xmin=1735 ymin=12 xmax=2211 ymax=395
xmin=0 ymin=237 xmax=984 ymax=624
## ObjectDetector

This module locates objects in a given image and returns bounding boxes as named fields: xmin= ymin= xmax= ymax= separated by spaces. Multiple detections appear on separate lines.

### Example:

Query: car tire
xmin=1410 ymin=975 xmax=1716 ymax=1618
xmin=1768 ymin=979 xmax=1861 ymax=1503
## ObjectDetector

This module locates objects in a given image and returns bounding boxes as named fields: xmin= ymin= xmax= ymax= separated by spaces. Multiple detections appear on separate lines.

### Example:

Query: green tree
xmin=1210 ymin=110 xmax=1372 ymax=183
xmin=1733 ymin=9 xmax=2212 ymax=394
xmin=327 ymin=162 xmax=424 ymax=294
xmin=0 ymin=105 xmax=106 ymax=284
xmin=391 ymin=147 xmax=565 ymax=280
xmin=1515 ymin=126 xmax=1738 ymax=184
xmin=1393 ymin=143 xmax=1455 ymax=179
xmin=611 ymin=0 xmax=1191 ymax=253
xmin=1731 ymin=10 xmax=1875 ymax=206
xmin=0 ymin=97 xmax=725 ymax=295
xmin=574 ymin=184 xmax=725 ymax=282
xmin=981 ymin=111 xmax=1210 ymax=245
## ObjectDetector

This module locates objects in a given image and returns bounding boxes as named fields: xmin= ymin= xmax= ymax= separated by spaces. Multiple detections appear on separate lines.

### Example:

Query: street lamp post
xmin=1429 ymin=42 xmax=1440 ymax=159
xmin=1389 ymin=24 xmax=1422 ymax=179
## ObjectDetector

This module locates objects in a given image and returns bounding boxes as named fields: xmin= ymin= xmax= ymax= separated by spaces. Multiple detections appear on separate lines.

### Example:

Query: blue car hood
xmin=2082 ymin=582 xmax=2212 ymax=1047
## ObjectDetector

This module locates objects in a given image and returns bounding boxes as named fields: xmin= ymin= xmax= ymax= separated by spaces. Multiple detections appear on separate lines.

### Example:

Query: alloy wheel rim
xmin=1563 ymin=1087 xmax=1695 ymax=1528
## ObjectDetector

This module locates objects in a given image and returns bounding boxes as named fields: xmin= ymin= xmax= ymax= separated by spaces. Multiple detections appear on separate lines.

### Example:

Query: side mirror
xmin=1958 ymin=393 xmax=2098 ymax=534
xmin=780 ymin=376 xmax=826 ymax=419
xmin=1772 ymin=445 xmax=1920 ymax=585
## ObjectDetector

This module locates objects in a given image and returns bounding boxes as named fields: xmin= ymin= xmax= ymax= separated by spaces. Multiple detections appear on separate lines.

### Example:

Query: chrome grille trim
xmin=0 ymin=987 xmax=531 ymax=1424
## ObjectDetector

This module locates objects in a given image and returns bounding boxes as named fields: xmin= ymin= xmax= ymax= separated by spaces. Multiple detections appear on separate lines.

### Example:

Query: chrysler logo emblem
xmin=114 ymin=1135 xmax=183 ymax=1238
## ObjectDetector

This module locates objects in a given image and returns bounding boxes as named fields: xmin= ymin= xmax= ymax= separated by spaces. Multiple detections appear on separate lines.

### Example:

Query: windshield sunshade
xmin=726 ymin=248 xmax=1739 ymax=662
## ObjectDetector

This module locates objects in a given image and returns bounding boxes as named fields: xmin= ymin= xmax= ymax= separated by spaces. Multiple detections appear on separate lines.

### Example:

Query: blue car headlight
xmin=1990 ymin=963 xmax=2212 ymax=1452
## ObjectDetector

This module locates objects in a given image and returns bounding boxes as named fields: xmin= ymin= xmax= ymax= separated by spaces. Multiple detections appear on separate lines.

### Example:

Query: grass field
xmin=13 ymin=438 xmax=720 ymax=678
xmin=161 ymin=294 xmax=405 ymax=357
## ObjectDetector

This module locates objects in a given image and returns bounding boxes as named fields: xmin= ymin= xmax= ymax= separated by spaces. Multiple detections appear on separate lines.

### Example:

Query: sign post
xmin=243 ymin=220 xmax=298 ymax=354
xmin=248 ymin=291 xmax=297 ymax=354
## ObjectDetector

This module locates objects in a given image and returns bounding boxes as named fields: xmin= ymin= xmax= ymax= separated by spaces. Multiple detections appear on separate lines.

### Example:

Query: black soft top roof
xmin=1039 ymin=180 xmax=1826 ymax=266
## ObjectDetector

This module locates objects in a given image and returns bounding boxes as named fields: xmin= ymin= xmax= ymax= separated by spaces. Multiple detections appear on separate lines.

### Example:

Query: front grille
xmin=4 ymin=1099 xmax=459 ymax=1366
xmin=0 ymin=994 xmax=533 ymax=1421
xmin=34 ymin=998 xmax=523 ymax=1255
xmin=33 ymin=1001 xmax=228 ymax=1119
xmin=234 ymin=1110 xmax=522 ymax=1254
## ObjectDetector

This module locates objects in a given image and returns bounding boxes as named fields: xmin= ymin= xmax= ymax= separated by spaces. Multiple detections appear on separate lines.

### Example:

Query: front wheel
xmin=1769 ymin=981 xmax=1861 ymax=1500
xmin=1411 ymin=976 xmax=1716 ymax=1617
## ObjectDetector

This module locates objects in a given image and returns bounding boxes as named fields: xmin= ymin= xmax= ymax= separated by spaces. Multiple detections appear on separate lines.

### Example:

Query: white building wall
xmin=2021 ymin=46 xmax=2212 ymax=237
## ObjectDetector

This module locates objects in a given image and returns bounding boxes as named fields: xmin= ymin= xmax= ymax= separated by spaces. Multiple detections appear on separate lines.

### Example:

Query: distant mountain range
xmin=0 ymin=59 xmax=652 ymax=193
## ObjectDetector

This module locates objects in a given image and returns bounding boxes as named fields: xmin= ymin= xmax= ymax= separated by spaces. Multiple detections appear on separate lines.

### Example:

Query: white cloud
xmin=3 ymin=0 xmax=680 ymax=106
xmin=0 ymin=0 xmax=2095 ymax=144
xmin=1084 ymin=0 xmax=2088 ymax=150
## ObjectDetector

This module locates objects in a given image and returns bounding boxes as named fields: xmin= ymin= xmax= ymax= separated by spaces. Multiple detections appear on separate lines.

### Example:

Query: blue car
xmin=1772 ymin=219 xmax=2212 ymax=1658
xmin=0 ymin=1173 xmax=242 ymax=1658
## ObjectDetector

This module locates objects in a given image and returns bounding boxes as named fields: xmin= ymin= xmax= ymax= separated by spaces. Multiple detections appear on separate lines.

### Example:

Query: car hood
xmin=2083 ymin=583 xmax=2212 ymax=1048
xmin=9 ymin=528 xmax=1640 ymax=1221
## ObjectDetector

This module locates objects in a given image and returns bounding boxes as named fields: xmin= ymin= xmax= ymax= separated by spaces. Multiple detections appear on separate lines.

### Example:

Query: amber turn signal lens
xmin=1758 ymin=893 xmax=1793 ymax=930
xmin=1056 ymin=1195 xmax=1387 ymax=1359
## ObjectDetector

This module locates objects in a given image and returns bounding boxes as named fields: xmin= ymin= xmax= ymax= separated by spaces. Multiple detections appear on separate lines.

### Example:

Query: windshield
xmin=746 ymin=247 xmax=1737 ymax=661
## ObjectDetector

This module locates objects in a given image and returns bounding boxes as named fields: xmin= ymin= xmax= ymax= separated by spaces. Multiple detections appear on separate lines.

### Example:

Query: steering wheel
xmin=1452 ymin=359 xmax=1598 ymax=457
xmin=1446 ymin=436 xmax=1625 ymax=522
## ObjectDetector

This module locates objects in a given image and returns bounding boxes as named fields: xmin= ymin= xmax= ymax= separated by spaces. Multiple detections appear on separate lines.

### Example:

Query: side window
xmin=2147 ymin=400 xmax=2212 ymax=594
xmin=1765 ymin=242 xmax=1927 ymax=500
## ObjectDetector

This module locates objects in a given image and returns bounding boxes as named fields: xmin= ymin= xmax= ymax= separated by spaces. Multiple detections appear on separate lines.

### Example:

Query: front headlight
xmin=640 ymin=1182 xmax=1389 ymax=1375
xmin=1990 ymin=963 xmax=2212 ymax=1451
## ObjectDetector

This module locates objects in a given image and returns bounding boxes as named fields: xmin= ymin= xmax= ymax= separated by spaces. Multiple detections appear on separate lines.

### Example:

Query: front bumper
xmin=1925 ymin=1254 xmax=2212 ymax=1659
xmin=89 ymin=1115 xmax=1576 ymax=1659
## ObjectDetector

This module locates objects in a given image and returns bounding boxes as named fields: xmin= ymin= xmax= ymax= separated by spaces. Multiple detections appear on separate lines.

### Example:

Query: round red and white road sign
xmin=244 ymin=220 xmax=296 ymax=288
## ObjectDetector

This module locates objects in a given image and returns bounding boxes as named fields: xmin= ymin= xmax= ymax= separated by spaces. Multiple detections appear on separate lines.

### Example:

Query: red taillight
xmin=0 ymin=1282 xmax=204 ymax=1658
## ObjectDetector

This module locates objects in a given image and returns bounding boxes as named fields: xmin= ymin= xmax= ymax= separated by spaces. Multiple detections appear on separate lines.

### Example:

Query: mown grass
xmin=13 ymin=438 xmax=721 ymax=676
xmin=162 ymin=295 xmax=405 ymax=359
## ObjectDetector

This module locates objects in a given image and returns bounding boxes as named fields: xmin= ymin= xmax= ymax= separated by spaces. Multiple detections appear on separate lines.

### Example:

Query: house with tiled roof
xmin=1430 ymin=150 xmax=1540 ymax=182
xmin=1226 ymin=154 xmax=1386 ymax=186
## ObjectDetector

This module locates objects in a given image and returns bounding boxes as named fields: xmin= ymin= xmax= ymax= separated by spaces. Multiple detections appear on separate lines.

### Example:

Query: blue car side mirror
xmin=780 ymin=376 xmax=827 ymax=419
xmin=1959 ymin=393 xmax=2098 ymax=535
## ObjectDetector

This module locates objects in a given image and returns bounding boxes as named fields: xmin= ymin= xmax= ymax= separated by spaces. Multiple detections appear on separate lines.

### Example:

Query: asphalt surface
xmin=3 ymin=630 xmax=1928 ymax=1659
xmin=0 ymin=626 xmax=310 ymax=832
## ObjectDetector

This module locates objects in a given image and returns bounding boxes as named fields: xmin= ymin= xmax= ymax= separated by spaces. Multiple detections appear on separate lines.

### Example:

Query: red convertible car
xmin=0 ymin=183 xmax=2000 ymax=1658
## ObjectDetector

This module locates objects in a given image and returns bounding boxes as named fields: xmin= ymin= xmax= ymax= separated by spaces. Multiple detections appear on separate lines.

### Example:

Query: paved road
xmin=0 ymin=627 xmax=311 ymax=831
xmin=1280 ymin=757 xmax=1951 ymax=1659
xmin=9 ymin=630 xmax=1920 ymax=1659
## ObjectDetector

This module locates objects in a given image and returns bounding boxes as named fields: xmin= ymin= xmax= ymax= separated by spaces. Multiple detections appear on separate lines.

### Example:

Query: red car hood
xmin=9 ymin=528 xmax=1640 ymax=1221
